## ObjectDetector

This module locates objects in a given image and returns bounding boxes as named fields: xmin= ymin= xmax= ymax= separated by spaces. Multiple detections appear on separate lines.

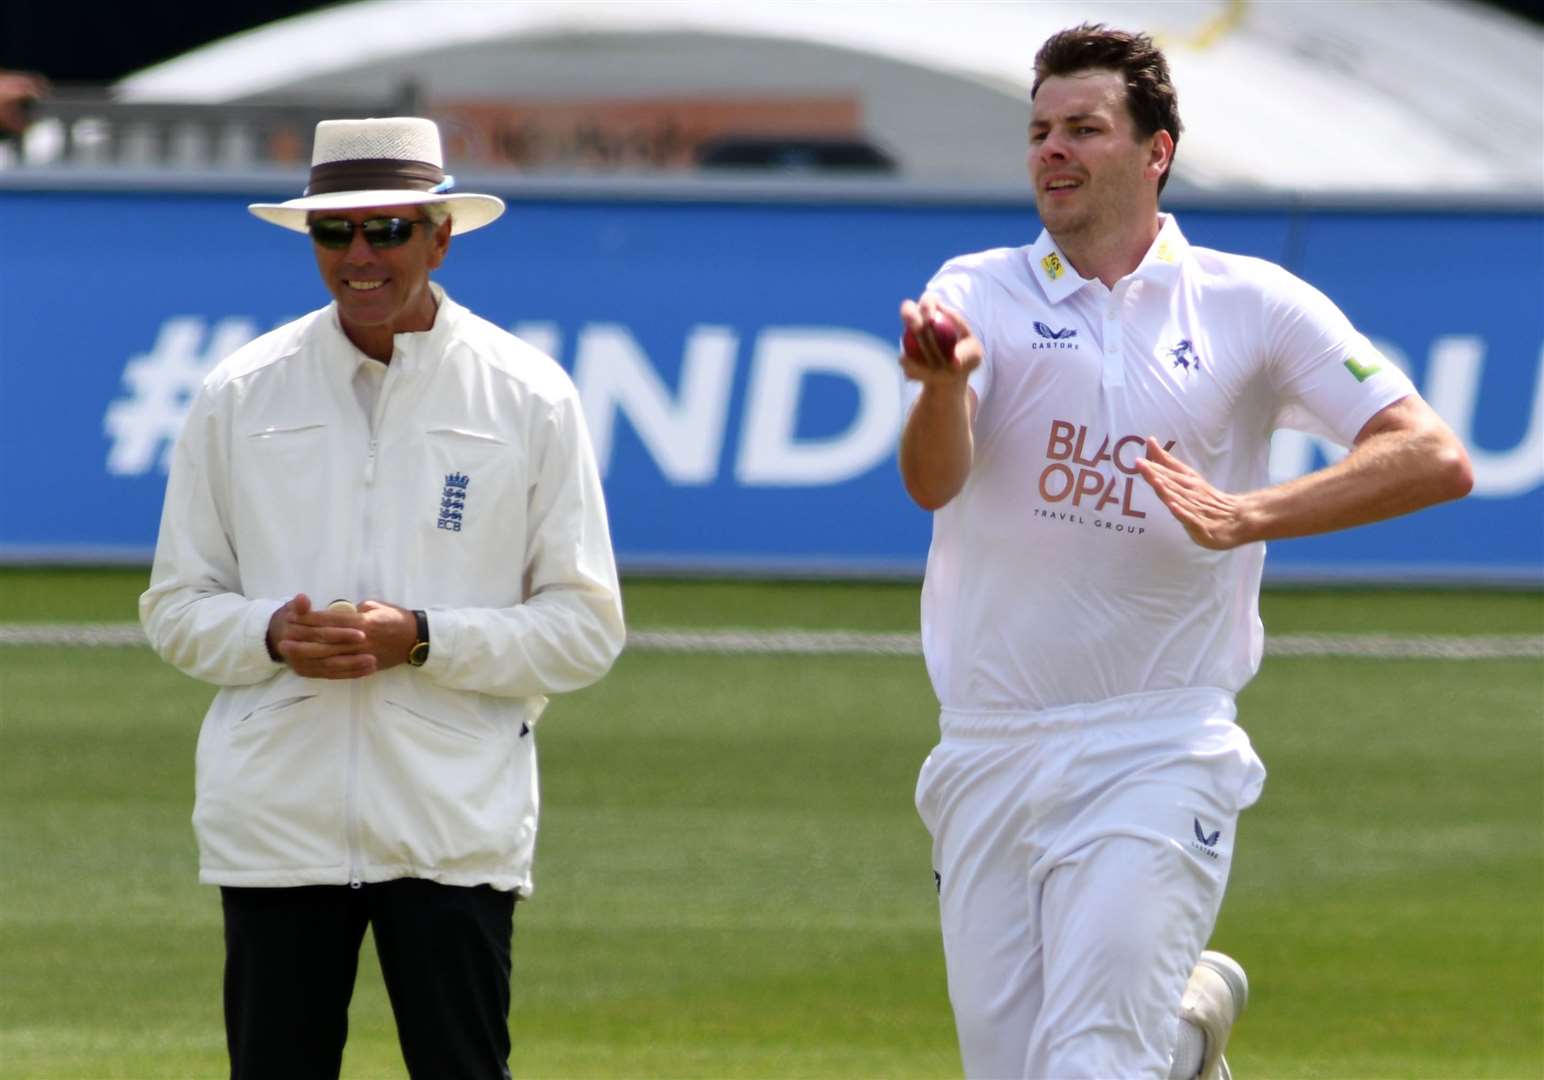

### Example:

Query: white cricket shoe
xmin=1180 ymin=950 xmax=1248 ymax=1080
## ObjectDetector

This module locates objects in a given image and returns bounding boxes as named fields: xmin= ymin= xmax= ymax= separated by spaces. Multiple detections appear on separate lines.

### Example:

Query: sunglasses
xmin=307 ymin=216 xmax=431 ymax=250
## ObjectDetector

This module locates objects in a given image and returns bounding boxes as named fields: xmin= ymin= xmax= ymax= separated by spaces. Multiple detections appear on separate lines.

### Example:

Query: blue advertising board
xmin=1 ymin=181 xmax=1539 ymax=583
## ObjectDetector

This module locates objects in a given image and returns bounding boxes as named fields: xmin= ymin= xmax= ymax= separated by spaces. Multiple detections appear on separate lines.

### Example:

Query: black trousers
xmin=220 ymin=879 xmax=515 ymax=1080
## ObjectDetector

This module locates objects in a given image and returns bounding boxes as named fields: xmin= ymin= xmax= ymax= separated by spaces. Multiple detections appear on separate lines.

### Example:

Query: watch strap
xmin=408 ymin=609 xmax=430 ymax=667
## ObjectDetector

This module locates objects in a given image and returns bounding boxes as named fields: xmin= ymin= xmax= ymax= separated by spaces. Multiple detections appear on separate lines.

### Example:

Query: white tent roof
xmin=117 ymin=0 xmax=1544 ymax=195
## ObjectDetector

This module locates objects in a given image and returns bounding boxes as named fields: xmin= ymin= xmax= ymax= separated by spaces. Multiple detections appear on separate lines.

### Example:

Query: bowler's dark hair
xmin=1032 ymin=23 xmax=1182 ymax=194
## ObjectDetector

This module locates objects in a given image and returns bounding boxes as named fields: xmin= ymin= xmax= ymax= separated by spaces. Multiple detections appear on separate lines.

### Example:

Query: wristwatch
xmin=408 ymin=609 xmax=430 ymax=667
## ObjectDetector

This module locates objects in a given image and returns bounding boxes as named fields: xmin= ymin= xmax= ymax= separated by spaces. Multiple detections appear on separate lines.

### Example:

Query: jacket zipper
xmin=346 ymin=439 xmax=376 ymax=889
xmin=348 ymin=354 xmax=393 ymax=887
xmin=346 ymin=677 xmax=363 ymax=888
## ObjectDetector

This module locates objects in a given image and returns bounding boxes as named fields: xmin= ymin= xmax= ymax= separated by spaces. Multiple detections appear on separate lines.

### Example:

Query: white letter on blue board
xmin=735 ymin=328 xmax=903 ymax=486
xmin=572 ymin=323 xmax=737 ymax=484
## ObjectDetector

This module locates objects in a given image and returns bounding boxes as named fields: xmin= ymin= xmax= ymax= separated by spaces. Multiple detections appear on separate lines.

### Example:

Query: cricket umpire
xmin=140 ymin=116 xmax=625 ymax=1078
xmin=897 ymin=24 xmax=1473 ymax=1080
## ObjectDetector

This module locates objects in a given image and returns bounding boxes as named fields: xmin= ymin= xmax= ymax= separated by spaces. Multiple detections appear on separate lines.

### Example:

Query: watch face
xmin=409 ymin=641 xmax=430 ymax=667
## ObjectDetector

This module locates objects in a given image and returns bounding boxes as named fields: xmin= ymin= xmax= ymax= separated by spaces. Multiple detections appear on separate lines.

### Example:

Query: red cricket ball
xmin=903 ymin=311 xmax=960 ymax=362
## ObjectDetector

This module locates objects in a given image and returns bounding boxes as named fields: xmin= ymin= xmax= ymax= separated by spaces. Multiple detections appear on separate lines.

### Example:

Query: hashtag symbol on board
xmin=103 ymin=317 xmax=260 ymax=475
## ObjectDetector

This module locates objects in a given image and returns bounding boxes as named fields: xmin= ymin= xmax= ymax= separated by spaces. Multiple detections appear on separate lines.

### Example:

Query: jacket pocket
xmin=426 ymin=426 xmax=506 ymax=444
xmin=194 ymin=689 xmax=348 ymax=872
xmin=235 ymin=693 xmax=317 ymax=727
xmin=232 ymin=422 xmax=338 ymax=550
xmin=382 ymin=697 xmax=483 ymax=743
xmin=243 ymin=421 xmax=329 ymax=466
xmin=356 ymin=691 xmax=523 ymax=876
xmin=226 ymin=694 xmax=321 ymax=760
xmin=248 ymin=422 xmax=327 ymax=438
xmin=418 ymin=428 xmax=516 ymax=546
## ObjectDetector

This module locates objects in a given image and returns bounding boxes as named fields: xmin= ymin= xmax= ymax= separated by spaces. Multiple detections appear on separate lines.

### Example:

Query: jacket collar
xmin=391 ymin=283 xmax=461 ymax=376
xmin=323 ymin=282 xmax=462 ymax=375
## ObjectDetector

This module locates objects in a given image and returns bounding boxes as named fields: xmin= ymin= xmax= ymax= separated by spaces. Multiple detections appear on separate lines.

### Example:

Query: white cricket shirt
xmin=917 ymin=215 xmax=1415 ymax=713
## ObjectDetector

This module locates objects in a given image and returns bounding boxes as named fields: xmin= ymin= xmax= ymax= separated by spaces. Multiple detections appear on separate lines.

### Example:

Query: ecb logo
xmin=437 ymin=472 xmax=469 ymax=532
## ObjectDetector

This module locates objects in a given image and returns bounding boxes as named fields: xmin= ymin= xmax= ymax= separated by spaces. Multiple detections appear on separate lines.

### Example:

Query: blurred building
xmin=9 ymin=0 xmax=1542 ymax=196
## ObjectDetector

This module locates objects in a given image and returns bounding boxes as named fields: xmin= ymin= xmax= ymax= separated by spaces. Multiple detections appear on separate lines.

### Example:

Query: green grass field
xmin=1 ymin=570 xmax=1540 ymax=1078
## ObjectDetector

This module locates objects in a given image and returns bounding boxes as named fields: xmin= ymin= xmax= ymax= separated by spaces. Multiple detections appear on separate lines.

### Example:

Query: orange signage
xmin=432 ymin=96 xmax=861 ymax=171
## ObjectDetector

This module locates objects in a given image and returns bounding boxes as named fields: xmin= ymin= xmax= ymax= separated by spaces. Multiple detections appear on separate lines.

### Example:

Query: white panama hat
xmin=248 ymin=116 xmax=505 ymax=235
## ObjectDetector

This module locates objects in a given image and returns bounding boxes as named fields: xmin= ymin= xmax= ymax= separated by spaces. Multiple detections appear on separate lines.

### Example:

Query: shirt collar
xmin=1028 ymin=214 xmax=1191 ymax=304
xmin=1137 ymin=214 xmax=1190 ymax=278
xmin=1027 ymin=229 xmax=1092 ymax=305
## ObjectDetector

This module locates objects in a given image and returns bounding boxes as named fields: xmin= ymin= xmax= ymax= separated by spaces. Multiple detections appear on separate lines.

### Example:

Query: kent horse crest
xmin=1167 ymin=340 xmax=1201 ymax=372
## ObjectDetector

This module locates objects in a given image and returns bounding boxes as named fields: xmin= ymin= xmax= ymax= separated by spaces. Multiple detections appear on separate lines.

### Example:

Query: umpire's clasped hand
xmin=267 ymin=591 xmax=403 ymax=679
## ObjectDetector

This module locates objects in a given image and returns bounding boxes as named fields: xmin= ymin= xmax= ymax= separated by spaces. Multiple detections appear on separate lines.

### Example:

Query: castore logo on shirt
xmin=1191 ymin=818 xmax=1221 ymax=859
xmin=1033 ymin=321 xmax=1079 ymax=348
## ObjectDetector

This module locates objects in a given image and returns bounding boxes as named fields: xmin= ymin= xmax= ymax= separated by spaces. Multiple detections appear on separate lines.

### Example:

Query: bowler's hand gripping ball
xmin=903 ymin=311 xmax=961 ymax=366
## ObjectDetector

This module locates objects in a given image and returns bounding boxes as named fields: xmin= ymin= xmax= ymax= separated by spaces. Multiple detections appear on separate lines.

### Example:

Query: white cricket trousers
xmin=914 ymin=688 xmax=1265 ymax=1080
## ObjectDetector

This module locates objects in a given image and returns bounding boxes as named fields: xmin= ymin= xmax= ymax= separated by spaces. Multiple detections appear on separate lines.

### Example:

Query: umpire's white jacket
xmin=141 ymin=289 xmax=625 ymax=895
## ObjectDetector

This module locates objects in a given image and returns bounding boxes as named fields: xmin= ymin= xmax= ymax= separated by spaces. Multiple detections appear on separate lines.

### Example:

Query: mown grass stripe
xmin=2 ymin=624 xmax=1540 ymax=660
